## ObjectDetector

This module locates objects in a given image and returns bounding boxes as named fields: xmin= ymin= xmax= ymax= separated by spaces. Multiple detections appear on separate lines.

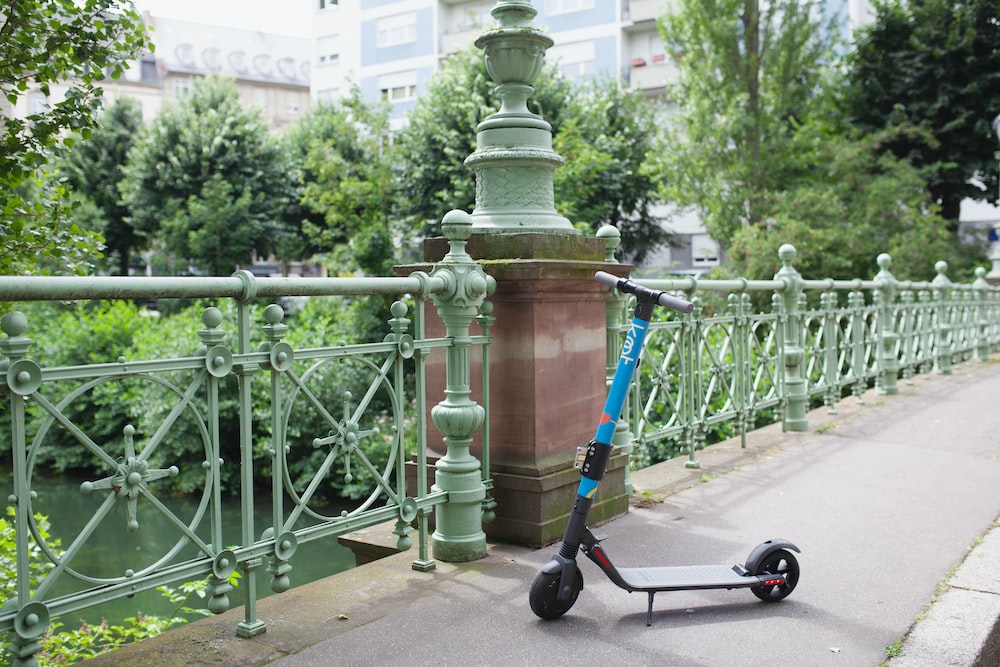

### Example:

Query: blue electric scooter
xmin=529 ymin=271 xmax=800 ymax=626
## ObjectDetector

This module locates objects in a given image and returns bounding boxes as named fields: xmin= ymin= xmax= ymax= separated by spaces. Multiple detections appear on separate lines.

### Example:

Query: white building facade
xmin=310 ymin=0 xmax=681 ymax=119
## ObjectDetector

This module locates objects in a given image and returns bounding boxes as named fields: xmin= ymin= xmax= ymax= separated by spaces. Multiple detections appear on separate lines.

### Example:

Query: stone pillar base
xmin=488 ymin=453 xmax=629 ymax=547
xmin=403 ymin=231 xmax=633 ymax=551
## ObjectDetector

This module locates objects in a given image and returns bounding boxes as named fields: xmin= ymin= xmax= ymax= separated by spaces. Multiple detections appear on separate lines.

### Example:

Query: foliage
xmin=0 ymin=0 xmax=150 ymax=276
xmin=1 ymin=507 xmax=235 ymax=666
xmin=393 ymin=44 xmax=573 ymax=236
xmin=59 ymin=98 xmax=145 ymax=275
xmin=12 ymin=301 xmax=151 ymax=473
xmin=160 ymin=175 xmax=274 ymax=277
xmin=654 ymin=0 xmax=843 ymax=247
xmin=121 ymin=76 xmax=295 ymax=276
xmin=552 ymin=77 xmax=674 ymax=263
xmin=290 ymin=90 xmax=398 ymax=276
xmin=0 ymin=507 xmax=57 ymax=604
xmin=0 ymin=176 xmax=105 ymax=280
xmin=6 ymin=296 xmax=406 ymax=502
xmin=848 ymin=0 xmax=1000 ymax=224
xmin=725 ymin=124 xmax=977 ymax=282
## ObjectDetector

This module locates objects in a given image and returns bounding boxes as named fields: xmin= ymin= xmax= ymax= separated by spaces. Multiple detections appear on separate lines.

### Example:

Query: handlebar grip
xmin=595 ymin=271 xmax=694 ymax=314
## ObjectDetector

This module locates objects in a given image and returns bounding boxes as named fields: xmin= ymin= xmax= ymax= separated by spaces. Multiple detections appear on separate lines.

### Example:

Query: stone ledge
xmin=891 ymin=521 xmax=1000 ymax=667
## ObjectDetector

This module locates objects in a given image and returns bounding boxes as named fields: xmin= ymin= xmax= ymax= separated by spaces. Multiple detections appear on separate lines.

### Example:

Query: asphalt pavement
xmin=83 ymin=359 xmax=1000 ymax=667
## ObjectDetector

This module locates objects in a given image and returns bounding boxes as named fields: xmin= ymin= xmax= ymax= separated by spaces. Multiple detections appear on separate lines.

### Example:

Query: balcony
xmin=622 ymin=0 xmax=671 ymax=27
xmin=627 ymin=57 xmax=679 ymax=94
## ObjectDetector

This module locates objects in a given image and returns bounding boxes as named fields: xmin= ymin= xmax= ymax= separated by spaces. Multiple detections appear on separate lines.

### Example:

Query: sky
xmin=134 ymin=0 xmax=313 ymax=38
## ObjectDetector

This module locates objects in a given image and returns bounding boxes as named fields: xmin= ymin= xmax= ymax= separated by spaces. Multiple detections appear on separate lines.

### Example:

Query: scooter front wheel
xmin=751 ymin=548 xmax=799 ymax=602
xmin=529 ymin=568 xmax=583 ymax=619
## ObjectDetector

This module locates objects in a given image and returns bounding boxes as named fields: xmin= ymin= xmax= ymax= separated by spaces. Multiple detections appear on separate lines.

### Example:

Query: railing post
xmin=231 ymin=271 xmax=266 ymax=639
xmin=820 ymin=290 xmax=840 ymax=413
xmin=932 ymin=261 xmax=953 ymax=374
xmin=730 ymin=290 xmax=752 ymax=446
xmin=874 ymin=253 xmax=900 ymax=395
xmin=773 ymin=244 xmax=807 ymax=431
xmin=684 ymin=297 xmax=704 ymax=468
xmin=898 ymin=288 xmax=917 ymax=385
xmin=1 ymin=312 xmax=47 ymax=667
xmin=198 ymin=307 xmax=236 ymax=613
xmin=428 ymin=210 xmax=495 ymax=562
xmin=848 ymin=287 xmax=868 ymax=401
xmin=974 ymin=267 xmax=991 ymax=362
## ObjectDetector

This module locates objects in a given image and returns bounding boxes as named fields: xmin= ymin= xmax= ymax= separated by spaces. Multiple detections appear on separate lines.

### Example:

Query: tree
xmin=552 ymin=77 xmax=673 ymax=263
xmin=654 ymin=0 xmax=842 ymax=247
xmin=283 ymin=88 xmax=396 ymax=276
xmin=122 ymin=76 xmax=294 ymax=275
xmin=60 ymin=97 xmax=144 ymax=275
xmin=848 ymin=0 xmax=1000 ymax=227
xmin=726 ymin=122 xmax=973 ymax=282
xmin=0 ymin=0 xmax=150 ymax=275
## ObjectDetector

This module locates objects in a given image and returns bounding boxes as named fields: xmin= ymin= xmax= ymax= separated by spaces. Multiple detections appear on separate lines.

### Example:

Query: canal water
xmin=10 ymin=472 xmax=357 ymax=628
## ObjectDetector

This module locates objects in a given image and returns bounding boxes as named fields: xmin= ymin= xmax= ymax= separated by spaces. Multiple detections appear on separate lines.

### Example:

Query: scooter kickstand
xmin=646 ymin=591 xmax=655 ymax=627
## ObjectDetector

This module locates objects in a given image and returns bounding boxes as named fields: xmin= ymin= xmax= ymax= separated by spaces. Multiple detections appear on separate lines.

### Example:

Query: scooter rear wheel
xmin=529 ymin=569 xmax=583 ymax=619
xmin=751 ymin=548 xmax=799 ymax=602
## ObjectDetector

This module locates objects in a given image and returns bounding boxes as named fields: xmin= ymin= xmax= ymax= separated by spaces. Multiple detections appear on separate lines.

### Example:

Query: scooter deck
xmin=616 ymin=563 xmax=757 ymax=592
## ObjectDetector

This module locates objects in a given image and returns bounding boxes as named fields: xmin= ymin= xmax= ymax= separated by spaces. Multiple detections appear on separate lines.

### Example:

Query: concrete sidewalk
xmin=84 ymin=360 xmax=1000 ymax=667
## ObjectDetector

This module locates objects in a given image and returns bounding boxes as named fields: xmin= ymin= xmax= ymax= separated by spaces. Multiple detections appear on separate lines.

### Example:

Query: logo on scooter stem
xmin=620 ymin=320 xmax=646 ymax=366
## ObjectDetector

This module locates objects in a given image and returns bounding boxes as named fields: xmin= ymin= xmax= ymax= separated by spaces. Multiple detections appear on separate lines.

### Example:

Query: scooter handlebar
xmin=595 ymin=271 xmax=694 ymax=314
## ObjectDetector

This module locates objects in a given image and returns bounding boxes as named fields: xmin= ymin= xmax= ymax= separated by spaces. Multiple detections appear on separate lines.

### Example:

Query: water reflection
xmin=15 ymin=472 xmax=356 ymax=627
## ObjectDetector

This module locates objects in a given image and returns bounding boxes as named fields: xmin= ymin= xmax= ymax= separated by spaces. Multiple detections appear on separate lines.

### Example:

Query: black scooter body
xmin=529 ymin=273 xmax=801 ymax=625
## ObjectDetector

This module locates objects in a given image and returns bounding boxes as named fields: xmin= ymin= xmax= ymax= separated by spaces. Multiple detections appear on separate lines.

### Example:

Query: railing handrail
xmin=0 ymin=271 xmax=446 ymax=303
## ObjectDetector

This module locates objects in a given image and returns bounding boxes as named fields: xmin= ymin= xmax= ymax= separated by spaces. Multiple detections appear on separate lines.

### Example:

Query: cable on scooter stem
xmin=594 ymin=271 xmax=694 ymax=314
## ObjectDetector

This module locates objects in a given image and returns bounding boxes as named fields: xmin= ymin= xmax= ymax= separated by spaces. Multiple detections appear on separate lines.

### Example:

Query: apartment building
xmin=311 ymin=1 xmax=680 ymax=121
xmin=2 ymin=14 xmax=311 ymax=133
xmin=143 ymin=15 xmax=312 ymax=131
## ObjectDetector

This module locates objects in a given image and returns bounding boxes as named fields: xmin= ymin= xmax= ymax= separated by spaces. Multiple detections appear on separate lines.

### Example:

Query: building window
xmin=229 ymin=51 xmax=247 ymax=73
xmin=173 ymin=78 xmax=192 ymax=98
xmin=140 ymin=56 xmax=158 ymax=81
xmin=649 ymin=34 xmax=667 ymax=63
xmin=317 ymin=35 xmax=340 ymax=65
xmin=376 ymin=12 xmax=417 ymax=48
xmin=378 ymin=71 xmax=418 ymax=103
xmin=254 ymin=54 xmax=272 ymax=76
xmin=691 ymin=235 xmax=720 ymax=266
xmin=176 ymin=44 xmax=194 ymax=66
xmin=277 ymin=57 xmax=297 ymax=79
xmin=203 ymin=48 xmax=221 ymax=70
xmin=547 ymin=40 xmax=595 ymax=81
xmin=381 ymin=83 xmax=417 ymax=102
xmin=544 ymin=0 xmax=594 ymax=14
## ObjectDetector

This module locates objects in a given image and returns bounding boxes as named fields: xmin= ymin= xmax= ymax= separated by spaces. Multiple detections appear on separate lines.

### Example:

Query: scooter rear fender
xmin=744 ymin=539 xmax=800 ymax=572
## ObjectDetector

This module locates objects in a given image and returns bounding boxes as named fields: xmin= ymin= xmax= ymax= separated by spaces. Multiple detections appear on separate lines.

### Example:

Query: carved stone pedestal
xmin=421 ymin=233 xmax=630 ymax=547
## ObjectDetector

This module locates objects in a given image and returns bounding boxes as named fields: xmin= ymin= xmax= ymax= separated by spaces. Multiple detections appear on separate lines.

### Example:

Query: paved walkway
xmin=84 ymin=360 xmax=1000 ymax=667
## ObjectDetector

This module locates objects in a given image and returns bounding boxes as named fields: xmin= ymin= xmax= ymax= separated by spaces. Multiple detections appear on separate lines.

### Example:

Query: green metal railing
xmin=613 ymin=246 xmax=1000 ymax=483
xmin=4 ymin=223 xmax=1000 ymax=665
xmin=0 ymin=212 xmax=495 ymax=665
